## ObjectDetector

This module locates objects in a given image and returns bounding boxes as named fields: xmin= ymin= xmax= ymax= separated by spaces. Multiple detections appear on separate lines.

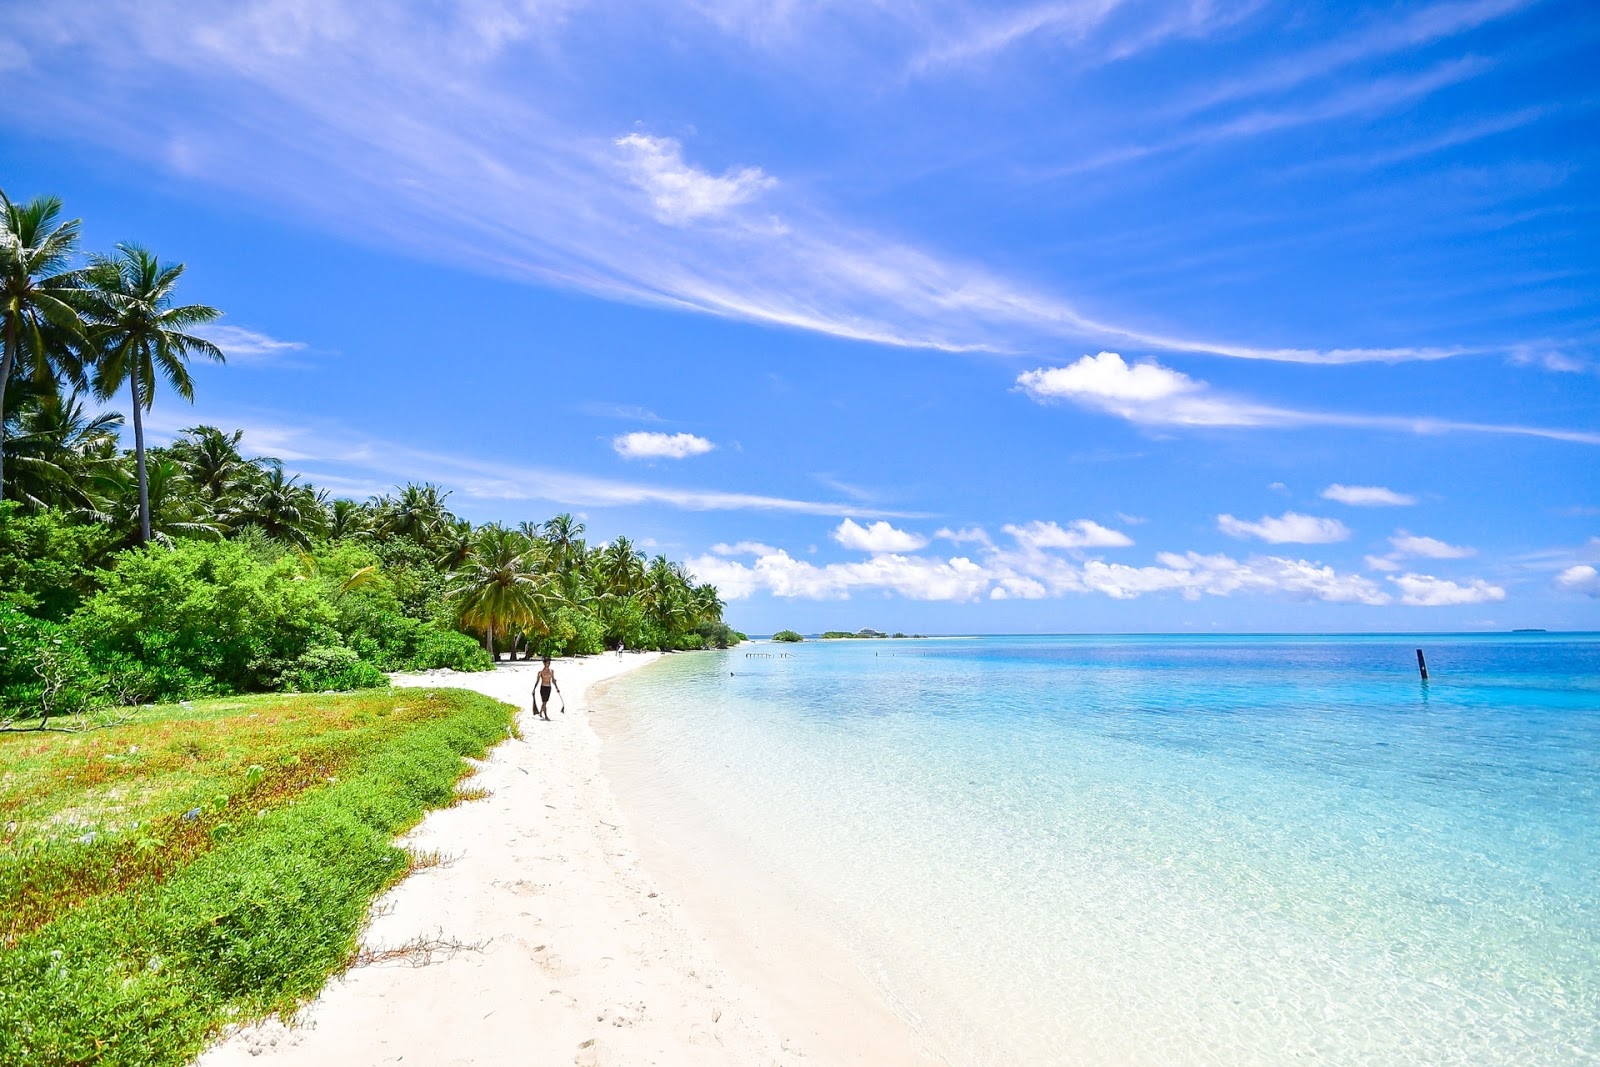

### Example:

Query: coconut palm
xmin=598 ymin=536 xmax=646 ymax=597
xmin=84 ymin=243 xmax=223 ymax=544
xmin=226 ymin=461 xmax=324 ymax=548
xmin=1 ymin=191 xmax=90 ymax=501
xmin=169 ymin=425 xmax=257 ymax=503
xmin=448 ymin=524 xmax=561 ymax=660
xmin=325 ymin=498 xmax=372 ymax=540
xmin=2 ymin=379 xmax=125 ymax=513
xmin=373 ymin=482 xmax=454 ymax=544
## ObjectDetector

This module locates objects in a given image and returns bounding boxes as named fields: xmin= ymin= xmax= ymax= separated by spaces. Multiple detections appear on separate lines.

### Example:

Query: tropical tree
xmin=226 ymin=462 xmax=324 ymax=548
xmin=1 ymin=191 xmax=88 ymax=501
xmin=325 ymin=497 xmax=371 ymax=540
xmin=373 ymin=483 xmax=454 ymax=544
xmin=169 ymin=425 xmax=256 ymax=503
xmin=84 ymin=243 xmax=223 ymax=544
xmin=598 ymin=536 xmax=646 ymax=597
xmin=447 ymin=524 xmax=562 ymax=660
xmin=1 ymin=380 xmax=124 ymax=513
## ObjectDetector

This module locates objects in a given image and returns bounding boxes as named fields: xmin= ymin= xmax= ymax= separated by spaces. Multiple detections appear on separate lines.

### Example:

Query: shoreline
xmin=195 ymin=651 xmax=921 ymax=1066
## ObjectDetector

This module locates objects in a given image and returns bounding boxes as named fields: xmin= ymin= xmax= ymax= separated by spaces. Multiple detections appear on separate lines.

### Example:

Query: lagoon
xmin=598 ymin=634 xmax=1600 ymax=1065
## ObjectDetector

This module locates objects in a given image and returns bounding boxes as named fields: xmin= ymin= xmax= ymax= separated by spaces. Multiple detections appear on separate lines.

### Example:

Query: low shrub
xmin=282 ymin=646 xmax=388 ymax=692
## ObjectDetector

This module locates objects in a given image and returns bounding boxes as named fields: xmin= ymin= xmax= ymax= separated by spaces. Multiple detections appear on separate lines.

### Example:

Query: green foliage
xmin=820 ymin=630 xmax=854 ymax=639
xmin=0 ymin=688 xmax=513 ymax=1067
xmin=772 ymin=629 xmax=804 ymax=642
xmin=0 ymin=604 xmax=105 ymax=723
xmin=0 ymin=502 xmax=116 ymax=620
xmin=70 ymin=539 xmax=338 ymax=699
xmin=282 ymin=646 xmax=387 ymax=693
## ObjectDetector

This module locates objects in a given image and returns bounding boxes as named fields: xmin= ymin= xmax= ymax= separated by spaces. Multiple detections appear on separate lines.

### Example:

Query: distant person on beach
xmin=618 ymin=641 xmax=625 ymax=659
xmin=534 ymin=656 xmax=561 ymax=720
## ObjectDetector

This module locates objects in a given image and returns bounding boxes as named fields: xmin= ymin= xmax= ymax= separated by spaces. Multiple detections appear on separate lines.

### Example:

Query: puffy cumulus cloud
xmin=1217 ymin=511 xmax=1351 ymax=544
xmin=1389 ymin=573 xmax=1506 ymax=606
xmin=833 ymin=518 xmax=929 ymax=553
xmin=694 ymin=538 xmax=1389 ymax=607
xmin=614 ymin=133 xmax=776 ymax=225
xmin=1555 ymin=564 xmax=1600 ymax=597
xmin=1321 ymin=483 xmax=1416 ymax=506
xmin=1082 ymin=552 xmax=1388 ymax=604
xmin=1001 ymin=519 xmax=1133 ymax=550
xmin=612 ymin=431 xmax=715 ymax=460
xmin=1389 ymin=531 xmax=1475 ymax=558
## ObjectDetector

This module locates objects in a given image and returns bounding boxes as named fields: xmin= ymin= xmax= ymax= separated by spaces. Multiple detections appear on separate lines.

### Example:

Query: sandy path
xmin=195 ymin=653 xmax=806 ymax=1067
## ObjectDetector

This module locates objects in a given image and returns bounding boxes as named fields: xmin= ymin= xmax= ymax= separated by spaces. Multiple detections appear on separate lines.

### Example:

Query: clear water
xmin=597 ymin=635 xmax=1600 ymax=1065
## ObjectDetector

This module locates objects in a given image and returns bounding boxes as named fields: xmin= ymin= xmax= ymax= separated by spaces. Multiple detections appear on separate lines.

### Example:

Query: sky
xmin=2 ymin=0 xmax=1597 ymax=634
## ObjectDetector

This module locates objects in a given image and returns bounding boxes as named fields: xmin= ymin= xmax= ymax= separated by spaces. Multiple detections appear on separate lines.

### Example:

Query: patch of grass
xmin=0 ymin=687 xmax=514 ymax=1067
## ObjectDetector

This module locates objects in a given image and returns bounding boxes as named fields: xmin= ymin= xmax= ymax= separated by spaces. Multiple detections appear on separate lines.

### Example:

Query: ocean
xmin=595 ymin=634 xmax=1600 ymax=1065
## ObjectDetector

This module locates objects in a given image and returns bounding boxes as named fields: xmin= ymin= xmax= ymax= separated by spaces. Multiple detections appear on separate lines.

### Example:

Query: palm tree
xmin=226 ymin=461 xmax=324 ymax=548
xmin=373 ymin=483 xmax=454 ymax=544
xmin=448 ymin=524 xmax=561 ymax=660
xmin=84 ymin=244 xmax=223 ymax=544
xmin=104 ymin=455 xmax=222 ymax=545
xmin=169 ymin=425 xmax=257 ymax=503
xmin=325 ymin=498 xmax=372 ymax=540
xmin=542 ymin=513 xmax=586 ymax=574
xmin=2 ymin=379 xmax=125 ymax=513
xmin=599 ymin=536 xmax=646 ymax=597
xmin=1 ymin=191 xmax=89 ymax=501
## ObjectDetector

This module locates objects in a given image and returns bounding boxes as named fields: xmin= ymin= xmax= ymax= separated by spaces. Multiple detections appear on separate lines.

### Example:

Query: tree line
xmin=1 ymin=189 xmax=741 ymax=724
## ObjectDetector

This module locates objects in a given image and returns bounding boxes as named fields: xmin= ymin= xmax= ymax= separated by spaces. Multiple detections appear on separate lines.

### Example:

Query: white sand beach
xmin=196 ymin=653 xmax=934 ymax=1067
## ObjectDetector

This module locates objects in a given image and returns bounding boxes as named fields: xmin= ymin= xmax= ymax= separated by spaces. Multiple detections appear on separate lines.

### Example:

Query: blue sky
xmin=3 ymin=0 xmax=1597 ymax=633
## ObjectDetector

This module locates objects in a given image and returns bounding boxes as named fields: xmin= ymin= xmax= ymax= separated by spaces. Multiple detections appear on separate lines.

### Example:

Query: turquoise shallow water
xmin=600 ymin=635 xmax=1600 ymax=1065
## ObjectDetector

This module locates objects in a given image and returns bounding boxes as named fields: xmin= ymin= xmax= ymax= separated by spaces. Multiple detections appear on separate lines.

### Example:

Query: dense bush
xmin=282 ymin=646 xmax=388 ymax=692
xmin=772 ymin=629 xmax=804 ymax=642
xmin=70 ymin=540 xmax=339 ymax=699
xmin=0 ymin=503 xmax=118 ymax=621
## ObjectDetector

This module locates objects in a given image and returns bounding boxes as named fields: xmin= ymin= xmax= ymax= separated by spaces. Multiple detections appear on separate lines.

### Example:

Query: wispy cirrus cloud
xmin=138 ymin=406 xmax=918 ymax=517
xmin=198 ymin=325 xmax=309 ymax=363
xmin=1322 ymin=484 xmax=1417 ymax=506
xmin=0 ymin=1 xmax=1490 ymax=367
xmin=1016 ymin=352 xmax=1600 ymax=444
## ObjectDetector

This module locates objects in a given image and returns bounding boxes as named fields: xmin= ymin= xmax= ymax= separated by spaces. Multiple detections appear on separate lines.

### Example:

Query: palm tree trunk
xmin=0 ymin=315 xmax=16 ymax=501
xmin=130 ymin=369 xmax=150 ymax=544
xmin=485 ymin=622 xmax=496 ymax=662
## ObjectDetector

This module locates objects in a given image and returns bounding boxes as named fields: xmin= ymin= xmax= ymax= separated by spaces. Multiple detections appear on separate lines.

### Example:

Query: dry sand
xmin=195 ymin=652 xmax=935 ymax=1067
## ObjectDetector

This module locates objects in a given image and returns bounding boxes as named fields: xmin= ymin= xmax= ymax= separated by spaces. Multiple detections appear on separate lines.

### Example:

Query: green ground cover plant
xmin=0 ymin=687 xmax=514 ymax=1066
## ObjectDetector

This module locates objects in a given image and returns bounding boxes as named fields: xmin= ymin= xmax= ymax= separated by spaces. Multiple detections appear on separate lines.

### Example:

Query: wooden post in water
xmin=1416 ymin=648 xmax=1429 ymax=681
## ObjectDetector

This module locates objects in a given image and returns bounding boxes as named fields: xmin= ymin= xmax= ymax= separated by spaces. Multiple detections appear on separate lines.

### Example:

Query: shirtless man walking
xmin=534 ymin=656 xmax=562 ymax=720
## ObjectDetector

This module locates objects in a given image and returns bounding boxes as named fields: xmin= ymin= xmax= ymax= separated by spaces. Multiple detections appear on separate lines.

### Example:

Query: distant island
xmin=1512 ymin=628 xmax=1548 ymax=633
xmin=820 ymin=629 xmax=926 ymax=639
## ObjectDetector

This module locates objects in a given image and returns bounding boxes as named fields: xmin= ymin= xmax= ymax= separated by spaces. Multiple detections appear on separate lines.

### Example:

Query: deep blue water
xmin=602 ymin=634 xmax=1600 ymax=1065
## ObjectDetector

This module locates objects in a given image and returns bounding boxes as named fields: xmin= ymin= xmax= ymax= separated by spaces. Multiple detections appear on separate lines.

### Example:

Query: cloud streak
xmin=1017 ymin=352 xmax=1600 ymax=444
xmin=0 ymin=1 xmax=1491 ymax=367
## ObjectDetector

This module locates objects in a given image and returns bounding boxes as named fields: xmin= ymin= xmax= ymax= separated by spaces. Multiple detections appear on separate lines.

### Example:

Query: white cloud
xmin=1002 ymin=519 xmax=1133 ymax=550
xmin=696 ymin=528 xmax=1388 ymax=606
xmin=1018 ymin=353 xmax=1600 ymax=445
xmin=1555 ymin=564 xmax=1600 ymax=597
xmin=612 ymin=431 xmax=716 ymax=460
xmin=710 ymin=540 xmax=777 ymax=557
xmin=1365 ymin=554 xmax=1402 ymax=572
xmin=1218 ymin=512 xmax=1351 ymax=544
xmin=1322 ymin=484 xmax=1416 ymax=506
xmin=614 ymin=133 xmax=776 ymax=226
xmin=0 ymin=7 xmax=1514 ymax=367
xmin=833 ymin=518 xmax=929 ymax=554
xmin=1509 ymin=345 xmax=1588 ymax=374
xmin=1389 ymin=531 xmax=1476 ymax=559
xmin=139 ymin=406 xmax=916 ymax=517
xmin=198 ymin=325 xmax=308 ymax=363
xmin=935 ymin=526 xmax=994 ymax=546
xmin=1390 ymin=573 xmax=1506 ymax=606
